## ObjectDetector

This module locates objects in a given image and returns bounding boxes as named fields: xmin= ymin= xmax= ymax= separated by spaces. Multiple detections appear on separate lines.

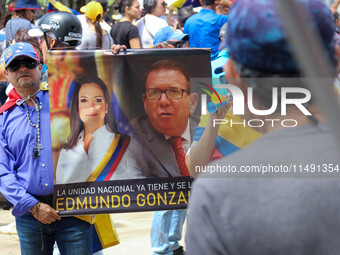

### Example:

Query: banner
xmin=54 ymin=177 xmax=193 ymax=215
xmin=49 ymin=49 xmax=211 ymax=215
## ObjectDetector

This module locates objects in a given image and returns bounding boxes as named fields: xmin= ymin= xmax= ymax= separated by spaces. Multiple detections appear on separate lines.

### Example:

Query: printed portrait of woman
xmin=56 ymin=76 xmax=135 ymax=184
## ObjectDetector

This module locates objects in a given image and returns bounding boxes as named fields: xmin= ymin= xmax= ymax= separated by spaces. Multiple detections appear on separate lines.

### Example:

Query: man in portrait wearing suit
xmin=130 ymin=59 xmax=198 ymax=255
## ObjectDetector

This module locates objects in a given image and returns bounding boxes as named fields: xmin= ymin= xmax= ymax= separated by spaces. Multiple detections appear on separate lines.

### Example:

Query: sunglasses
xmin=30 ymin=9 xmax=38 ymax=14
xmin=166 ymin=40 xmax=186 ymax=48
xmin=161 ymin=2 xmax=167 ymax=7
xmin=6 ymin=58 xmax=39 ymax=72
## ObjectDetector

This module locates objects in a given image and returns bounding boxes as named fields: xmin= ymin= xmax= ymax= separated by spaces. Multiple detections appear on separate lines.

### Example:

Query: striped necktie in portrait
xmin=168 ymin=136 xmax=190 ymax=176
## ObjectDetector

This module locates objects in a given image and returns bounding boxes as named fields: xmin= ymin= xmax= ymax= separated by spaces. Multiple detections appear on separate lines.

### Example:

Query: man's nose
xmin=18 ymin=63 xmax=28 ymax=71
xmin=159 ymin=92 xmax=171 ymax=106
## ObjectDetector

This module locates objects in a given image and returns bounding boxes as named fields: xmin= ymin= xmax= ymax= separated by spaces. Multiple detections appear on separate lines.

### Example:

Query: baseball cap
xmin=13 ymin=0 xmax=41 ymax=10
xmin=225 ymin=0 xmax=336 ymax=73
xmin=94 ymin=0 xmax=108 ymax=11
xmin=80 ymin=1 xmax=103 ymax=22
xmin=153 ymin=26 xmax=189 ymax=47
xmin=3 ymin=42 xmax=40 ymax=69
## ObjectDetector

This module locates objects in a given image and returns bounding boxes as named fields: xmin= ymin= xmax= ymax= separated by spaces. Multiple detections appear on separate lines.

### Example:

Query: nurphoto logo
xmin=200 ymin=83 xmax=311 ymax=128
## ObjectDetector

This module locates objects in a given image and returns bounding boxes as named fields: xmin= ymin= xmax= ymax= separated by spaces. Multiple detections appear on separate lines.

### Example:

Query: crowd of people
xmin=1 ymin=0 xmax=340 ymax=254
xmin=0 ymin=0 xmax=232 ymax=54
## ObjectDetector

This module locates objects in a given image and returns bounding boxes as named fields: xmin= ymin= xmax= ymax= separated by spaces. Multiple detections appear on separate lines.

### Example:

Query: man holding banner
xmin=131 ymin=60 xmax=198 ymax=255
xmin=0 ymin=42 xmax=93 ymax=254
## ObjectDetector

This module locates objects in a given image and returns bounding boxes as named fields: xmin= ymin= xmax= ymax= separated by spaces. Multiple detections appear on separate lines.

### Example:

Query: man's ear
xmin=224 ymin=58 xmax=240 ymax=80
xmin=50 ymin=38 xmax=56 ymax=49
xmin=3 ymin=69 xmax=8 ymax=81
xmin=142 ymin=93 xmax=147 ymax=112
xmin=189 ymin=93 xmax=198 ymax=115
xmin=224 ymin=58 xmax=247 ymax=97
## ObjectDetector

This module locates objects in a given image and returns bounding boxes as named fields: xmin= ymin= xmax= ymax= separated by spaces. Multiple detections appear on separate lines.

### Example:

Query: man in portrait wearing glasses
xmin=130 ymin=59 xmax=198 ymax=255
xmin=0 ymin=42 xmax=93 ymax=254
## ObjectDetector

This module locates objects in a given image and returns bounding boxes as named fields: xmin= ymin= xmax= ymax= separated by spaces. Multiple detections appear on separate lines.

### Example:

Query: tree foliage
xmin=60 ymin=0 xmax=86 ymax=11
xmin=0 ymin=0 xmax=6 ymax=28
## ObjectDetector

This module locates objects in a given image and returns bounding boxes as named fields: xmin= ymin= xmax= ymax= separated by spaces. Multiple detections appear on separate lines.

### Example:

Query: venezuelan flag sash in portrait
xmin=77 ymin=134 xmax=130 ymax=253
xmin=87 ymin=134 xmax=130 ymax=182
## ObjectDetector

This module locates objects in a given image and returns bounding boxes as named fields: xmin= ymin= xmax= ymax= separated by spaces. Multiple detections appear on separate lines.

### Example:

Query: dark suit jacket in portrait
xmin=128 ymin=115 xmax=197 ymax=178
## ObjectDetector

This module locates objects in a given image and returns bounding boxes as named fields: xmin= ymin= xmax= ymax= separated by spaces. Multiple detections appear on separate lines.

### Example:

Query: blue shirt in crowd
xmin=184 ymin=9 xmax=228 ymax=60
xmin=0 ymin=90 xmax=54 ymax=217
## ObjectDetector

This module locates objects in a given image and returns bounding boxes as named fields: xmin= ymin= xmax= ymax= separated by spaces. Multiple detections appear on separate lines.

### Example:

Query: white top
xmin=135 ymin=14 xmax=168 ymax=48
xmin=77 ymin=30 xmax=113 ymax=50
xmin=77 ymin=14 xmax=113 ymax=50
xmin=56 ymin=125 xmax=117 ymax=184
